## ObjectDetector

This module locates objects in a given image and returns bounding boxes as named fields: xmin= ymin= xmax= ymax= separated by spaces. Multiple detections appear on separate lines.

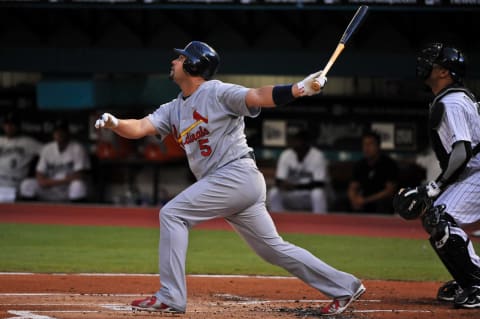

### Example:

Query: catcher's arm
xmin=416 ymin=141 xmax=471 ymax=199
xmin=435 ymin=141 xmax=471 ymax=188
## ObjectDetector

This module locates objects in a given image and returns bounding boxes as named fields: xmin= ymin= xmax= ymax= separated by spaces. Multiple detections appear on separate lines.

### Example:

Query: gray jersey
xmin=147 ymin=80 xmax=363 ymax=312
xmin=148 ymin=80 xmax=260 ymax=179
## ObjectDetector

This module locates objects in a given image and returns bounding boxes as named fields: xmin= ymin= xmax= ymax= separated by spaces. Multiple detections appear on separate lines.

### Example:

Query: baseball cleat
xmin=454 ymin=286 xmax=480 ymax=309
xmin=437 ymin=280 xmax=462 ymax=302
xmin=131 ymin=295 xmax=184 ymax=314
xmin=320 ymin=283 xmax=366 ymax=316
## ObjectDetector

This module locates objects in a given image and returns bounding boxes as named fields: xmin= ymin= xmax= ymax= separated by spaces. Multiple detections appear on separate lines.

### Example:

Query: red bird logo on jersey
xmin=174 ymin=110 xmax=210 ymax=146
xmin=193 ymin=110 xmax=208 ymax=123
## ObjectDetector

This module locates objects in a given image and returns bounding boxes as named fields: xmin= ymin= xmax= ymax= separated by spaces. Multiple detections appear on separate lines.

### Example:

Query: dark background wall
xmin=1 ymin=4 xmax=479 ymax=77
xmin=1 ymin=3 xmax=479 ymax=153
xmin=2 ymin=2 xmax=478 ymax=204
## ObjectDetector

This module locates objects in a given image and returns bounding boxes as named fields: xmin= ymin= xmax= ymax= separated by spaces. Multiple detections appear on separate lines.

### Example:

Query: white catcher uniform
xmin=431 ymin=90 xmax=480 ymax=225
xmin=427 ymin=87 xmax=480 ymax=288
xmin=147 ymin=80 xmax=362 ymax=312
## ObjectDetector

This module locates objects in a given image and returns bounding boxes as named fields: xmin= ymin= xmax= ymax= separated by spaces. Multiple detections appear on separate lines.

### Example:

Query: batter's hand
xmin=296 ymin=72 xmax=327 ymax=96
xmin=95 ymin=113 xmax=119 ymax=129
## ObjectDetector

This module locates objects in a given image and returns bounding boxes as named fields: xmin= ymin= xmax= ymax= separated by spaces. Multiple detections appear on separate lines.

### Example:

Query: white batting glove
xmin=296 ymin=72 xmax=327 ymax=97
xmin=95 ymin=113 xmax=119 ymax=129
xmin=419 ymin=181 xmax=441 ymax=198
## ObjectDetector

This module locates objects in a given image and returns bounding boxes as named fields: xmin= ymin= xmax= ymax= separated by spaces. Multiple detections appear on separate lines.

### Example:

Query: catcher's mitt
xmin=393 ymin=187 xmax=433 ymax=220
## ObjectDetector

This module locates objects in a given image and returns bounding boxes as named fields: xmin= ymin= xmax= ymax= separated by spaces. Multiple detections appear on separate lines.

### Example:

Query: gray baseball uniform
xmin=147 ymin=80 xmax=362 ymax=312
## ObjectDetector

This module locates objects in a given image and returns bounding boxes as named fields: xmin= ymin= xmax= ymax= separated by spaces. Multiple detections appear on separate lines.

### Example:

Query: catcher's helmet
xmin=174 ymin=41 xmax=220 ymax=80
xmin=393 ymin=187 xmax=433 ymax=220
xmin=416 ymin=43 xmax=466 ymax=83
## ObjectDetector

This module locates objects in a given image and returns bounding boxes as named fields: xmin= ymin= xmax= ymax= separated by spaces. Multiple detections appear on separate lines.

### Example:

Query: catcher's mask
xmin=393 ymin=187 xmax=433 ymax=220
xmin=416 ymin=43 xmax=466 ymax=84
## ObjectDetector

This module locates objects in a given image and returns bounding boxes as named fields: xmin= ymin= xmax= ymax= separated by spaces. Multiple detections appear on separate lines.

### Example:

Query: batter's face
xmin=169 ymin=55 xmax=188 ymax=82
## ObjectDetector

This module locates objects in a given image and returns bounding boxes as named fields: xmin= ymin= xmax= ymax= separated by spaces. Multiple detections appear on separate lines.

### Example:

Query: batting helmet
xmin=174 ymin=41 xmax=220 ymax=80
xmin=416 ymin=43 xmax=466 ymax=83
xmin=393 ymin=187 xmax=433 ymax=220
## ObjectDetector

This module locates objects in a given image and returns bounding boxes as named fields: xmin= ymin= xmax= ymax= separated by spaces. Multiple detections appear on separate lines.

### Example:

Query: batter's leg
xmin=226 ymin=202 xmax=362 ymax=299
xmin=154 ymin=204 xmax=190 ymax=312
xmin=154 ymin=159 xmax=273 ymax=312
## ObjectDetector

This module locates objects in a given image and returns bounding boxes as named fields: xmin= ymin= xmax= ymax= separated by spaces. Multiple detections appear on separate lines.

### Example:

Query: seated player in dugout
xmin=268 ymin=129 xmax=329 ymax=213
xmin=0 ymin=111 xmax=43 ymax=202
xmin=20 ymin=119 xmax=91 ymax=202
xmin=347 ymin=130 xmax=399 ymax=214
xmin=394 ymin=43 xmax=480 ymax=309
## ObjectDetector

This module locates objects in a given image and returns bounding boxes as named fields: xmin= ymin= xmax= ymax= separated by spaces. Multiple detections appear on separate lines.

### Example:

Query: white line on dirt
xmin=6 ymin=310 xmax=109 ymax=319
xmin=0 ymin=293 xmax=140 ymax=297
xmin=213 ymin=299 xmax=382 ymax=305
xmin=355 ymin=310 xmax=433 ymax=313
xmin=0 ymin=272 xmax=297 ymax=279
xmin=1 ymin=303 xmax=129 ymax=307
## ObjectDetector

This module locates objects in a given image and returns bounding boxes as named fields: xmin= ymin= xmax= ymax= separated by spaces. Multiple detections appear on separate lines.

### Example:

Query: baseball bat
xmin=311 ymin=5 xmax=369 ymax=91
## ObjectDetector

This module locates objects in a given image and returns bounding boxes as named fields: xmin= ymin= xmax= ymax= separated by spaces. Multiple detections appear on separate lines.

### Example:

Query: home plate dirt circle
xmin=0 ymin=273 xmax=477 ymax=319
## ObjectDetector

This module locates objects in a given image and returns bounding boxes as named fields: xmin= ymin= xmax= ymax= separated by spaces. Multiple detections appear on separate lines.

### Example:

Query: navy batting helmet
xmin=416 ymin=43 xmax=466 ymax=83
xmin=174 ymin=41 xmax=220 ymax=80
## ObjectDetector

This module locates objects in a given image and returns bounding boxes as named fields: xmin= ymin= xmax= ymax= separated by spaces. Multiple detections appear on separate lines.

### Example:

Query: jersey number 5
xmin=199 ymin=139 xmax=212 ymax=156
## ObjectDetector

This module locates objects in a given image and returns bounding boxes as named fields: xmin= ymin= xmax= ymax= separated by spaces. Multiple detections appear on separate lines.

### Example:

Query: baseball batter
xmin=95 ymin=41 xmax=365 ymax=316
xmin=394 ymin=43 xmax=480 ymax=309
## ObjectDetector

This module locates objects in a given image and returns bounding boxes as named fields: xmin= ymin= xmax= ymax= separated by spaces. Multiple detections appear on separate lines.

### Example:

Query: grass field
xmin=0 ymin=222 xmax=461 ymax=282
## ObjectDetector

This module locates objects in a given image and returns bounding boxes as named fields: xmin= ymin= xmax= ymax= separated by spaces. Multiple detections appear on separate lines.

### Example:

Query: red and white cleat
xmin=320 ymin=284 xmax=366 ymax=316
xmin=131 ymin=295 xmax=184 ymax=314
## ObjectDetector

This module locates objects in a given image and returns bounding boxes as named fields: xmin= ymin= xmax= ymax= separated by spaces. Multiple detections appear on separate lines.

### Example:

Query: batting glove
xmin=95 ymin=113 xmax=119 ymax=129
xmin=418 ymin=180 xmax=441 ymax=198
xmin=296 ymin=72 xmax=327 ymax=97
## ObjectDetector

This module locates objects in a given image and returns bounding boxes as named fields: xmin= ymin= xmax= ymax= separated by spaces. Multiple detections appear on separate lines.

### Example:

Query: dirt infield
xmin=0 ymin=273 xmax=476 ymax=319
xmin=1 ymin=203 xmax=480 ymax=318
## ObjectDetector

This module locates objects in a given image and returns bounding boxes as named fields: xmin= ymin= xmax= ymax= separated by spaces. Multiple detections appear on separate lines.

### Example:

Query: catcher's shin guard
xmin=424 ymin=208 xmax=480 ymax=288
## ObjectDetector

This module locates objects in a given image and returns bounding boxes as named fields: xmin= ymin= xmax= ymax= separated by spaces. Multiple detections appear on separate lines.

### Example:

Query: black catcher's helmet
xmin=174 ymin=41 xmax=220 ymax=80
xmin=416 ymin=43 xmax=466 ymax=83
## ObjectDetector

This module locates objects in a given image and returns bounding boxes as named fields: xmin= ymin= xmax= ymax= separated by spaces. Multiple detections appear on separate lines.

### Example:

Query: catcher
xmin=393 ymin=43 xmax=480 ymax=309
